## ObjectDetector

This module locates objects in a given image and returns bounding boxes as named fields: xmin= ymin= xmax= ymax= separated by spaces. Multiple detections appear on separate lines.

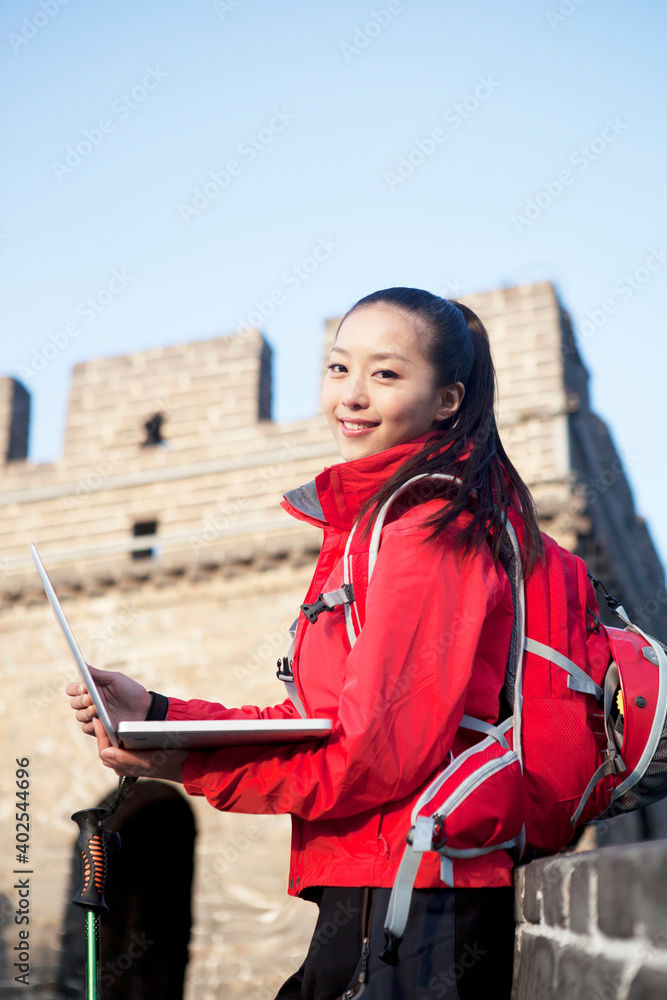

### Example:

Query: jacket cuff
xmin=166 ymin=697 xmax=194 ymax=721
xmin=182 ymin=751 xmax=212 ymax=796
xmin=145 ymin=691 xmax=169 ymax=721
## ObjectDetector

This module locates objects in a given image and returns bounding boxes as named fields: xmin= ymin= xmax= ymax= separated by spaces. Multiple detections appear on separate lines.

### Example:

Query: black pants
xmin=276 ymin=885 xmax=515 ymax=1000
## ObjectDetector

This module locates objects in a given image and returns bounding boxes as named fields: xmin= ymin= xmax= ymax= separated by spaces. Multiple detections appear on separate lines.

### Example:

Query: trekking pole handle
xmin=71 ymin=808 xmax=110 ymax=913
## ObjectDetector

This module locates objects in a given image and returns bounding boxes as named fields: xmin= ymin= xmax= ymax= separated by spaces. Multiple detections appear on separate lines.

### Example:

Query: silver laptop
xmin=31 ymin=544 xmax=333 ymax=750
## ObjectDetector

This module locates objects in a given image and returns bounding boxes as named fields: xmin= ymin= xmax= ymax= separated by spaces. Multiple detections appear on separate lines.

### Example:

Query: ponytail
xmin=341 ymin=288 xmax=543 ymax=570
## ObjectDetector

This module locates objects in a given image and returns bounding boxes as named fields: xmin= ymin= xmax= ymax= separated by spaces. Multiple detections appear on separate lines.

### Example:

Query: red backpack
xmin=299 ymin=473 xmax=667 ymax=963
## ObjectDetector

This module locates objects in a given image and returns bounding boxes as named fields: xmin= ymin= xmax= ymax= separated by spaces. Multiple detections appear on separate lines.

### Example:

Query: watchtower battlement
xmin=0 ymin=282 xmax=663 ymax=633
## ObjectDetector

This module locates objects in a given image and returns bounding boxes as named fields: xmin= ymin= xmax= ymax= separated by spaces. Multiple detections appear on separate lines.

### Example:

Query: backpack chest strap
xmin=300 ymin=584 xmax=355 ymax=624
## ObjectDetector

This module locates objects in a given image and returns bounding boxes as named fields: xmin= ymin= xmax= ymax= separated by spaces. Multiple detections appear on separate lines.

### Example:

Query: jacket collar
xmin=281 ymin=432 xmax=433 ymax=530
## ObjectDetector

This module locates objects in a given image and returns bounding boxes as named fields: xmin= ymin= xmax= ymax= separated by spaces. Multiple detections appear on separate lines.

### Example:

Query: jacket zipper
xmin=341 ymin=887 xmax=372 ymax=999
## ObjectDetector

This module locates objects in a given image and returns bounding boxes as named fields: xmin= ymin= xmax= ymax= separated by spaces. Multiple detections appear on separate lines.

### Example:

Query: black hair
xmin=338 ymin=287 xmax=543 ymax=569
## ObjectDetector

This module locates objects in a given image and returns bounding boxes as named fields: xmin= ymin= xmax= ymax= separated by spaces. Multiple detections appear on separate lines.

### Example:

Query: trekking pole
xmin=71 ymin=777 xmax=137 ymax=999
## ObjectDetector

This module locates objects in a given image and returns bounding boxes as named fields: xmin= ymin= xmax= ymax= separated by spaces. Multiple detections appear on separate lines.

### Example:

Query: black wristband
xmin=146 ymin=691 xmax=169 ymax=721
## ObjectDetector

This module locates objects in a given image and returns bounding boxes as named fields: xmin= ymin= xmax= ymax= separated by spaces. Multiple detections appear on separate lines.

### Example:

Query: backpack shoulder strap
xmin=343 ymin=473 xmax=462 ymax=647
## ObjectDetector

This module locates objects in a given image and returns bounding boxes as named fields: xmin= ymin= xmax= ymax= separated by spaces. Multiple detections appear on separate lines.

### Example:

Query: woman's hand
xmin=93 ymin=719 xmax=188 ymax=782
xmin=66 ymin=665 xmax=152 ymax=736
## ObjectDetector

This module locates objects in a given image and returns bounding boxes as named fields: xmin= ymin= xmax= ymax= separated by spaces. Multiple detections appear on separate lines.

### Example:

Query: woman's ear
xmin=434 ymin=382 xmax=465 ymax=422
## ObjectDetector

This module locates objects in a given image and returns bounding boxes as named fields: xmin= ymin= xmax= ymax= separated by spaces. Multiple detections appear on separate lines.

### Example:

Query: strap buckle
xmin=300 ymin=583 xmax=355 ymax=624
xmin=276 ymin=657 xmax=293 ymax=681
xmin=300 ymin=595 xmax=333 ymax=624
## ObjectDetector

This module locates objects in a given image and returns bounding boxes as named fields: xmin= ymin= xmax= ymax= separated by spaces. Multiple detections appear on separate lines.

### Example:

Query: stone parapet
xmin=512 ymin=842 xmax=667 ymax=999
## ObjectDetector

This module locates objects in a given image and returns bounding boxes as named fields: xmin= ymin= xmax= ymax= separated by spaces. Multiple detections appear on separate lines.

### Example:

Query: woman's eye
xmin=327 ymin=363 xmax=347 ymax=373
xmin=376 ymin=369 xmax=398 ymax=379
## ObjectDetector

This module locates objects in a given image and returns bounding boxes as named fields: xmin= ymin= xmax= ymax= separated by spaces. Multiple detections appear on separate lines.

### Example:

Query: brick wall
xmin=513 ymin=842 xmax=667 ymax=999
xmin=0 ymin=280 xmax=665 ymax=997
xmin=0 ymin=563 xmax=321 ymax=997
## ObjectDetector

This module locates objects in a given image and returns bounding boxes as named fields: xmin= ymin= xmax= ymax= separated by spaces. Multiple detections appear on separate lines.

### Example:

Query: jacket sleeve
xmin=167 ymin=696 xmax=302 ymax=722
xmin=180 ymin=517 xmax=508 ymax=820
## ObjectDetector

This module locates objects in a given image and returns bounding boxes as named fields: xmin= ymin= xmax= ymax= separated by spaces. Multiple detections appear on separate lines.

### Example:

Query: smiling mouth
xmin=339 ymin=419 xmax=380 ymax=430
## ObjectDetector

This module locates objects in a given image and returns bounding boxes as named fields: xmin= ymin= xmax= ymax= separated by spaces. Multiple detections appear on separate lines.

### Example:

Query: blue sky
xmin=1 ymin=0 xmax=666 ymax=562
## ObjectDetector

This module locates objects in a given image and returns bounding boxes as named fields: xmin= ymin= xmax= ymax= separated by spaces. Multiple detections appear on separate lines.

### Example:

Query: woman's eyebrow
xmin=330 ymin=346 xmax=412 ymax=364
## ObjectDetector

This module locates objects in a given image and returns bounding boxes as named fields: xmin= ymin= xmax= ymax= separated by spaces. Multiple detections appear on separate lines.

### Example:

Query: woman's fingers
xmin=92 ymin=720 xmax=186 ymax=782
xmin=92 ymin=719 xmax=185 ymax=780
xmin=73 ymin=694 xmax=97 ymax=721
xmin=67 ymin=682 xmax=94 ymax=712
xmin=65 ymin=681 xmax=97 ymax=733
xmin=65 ymin=669 xmax=151 ymax=726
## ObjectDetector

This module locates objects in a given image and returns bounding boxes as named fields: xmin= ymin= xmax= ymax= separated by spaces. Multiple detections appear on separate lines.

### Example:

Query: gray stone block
xmin=514 ymin=864 xmax=526 ymax=924
xmin=569 ymin=856 xmax=593 ymax=935
xmin=542 ymin=860 xmax=566 ymax=928
xmin=628 ymin=967 xmax=667 ymax=1000
xmin=556 ymin=946 xmax=624 ymax=1000
xmin=632 ymin=841 xmax=667 ymax=949
xmin=523 ymin=864 xmax=543 ymax=924
xmin=511 ymin=935 xmax=555 ymax=999
xmin=598 ymin=848 xmax=638 ymax=938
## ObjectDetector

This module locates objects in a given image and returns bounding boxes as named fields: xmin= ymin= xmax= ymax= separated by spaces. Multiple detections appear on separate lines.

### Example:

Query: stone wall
xmin=513 ymin=842 xmax=667 ymax=999
xmin=0 ymin=564 xmax=321 ymax=997
xmin=0 ymin=280 xmax=665 ymax=997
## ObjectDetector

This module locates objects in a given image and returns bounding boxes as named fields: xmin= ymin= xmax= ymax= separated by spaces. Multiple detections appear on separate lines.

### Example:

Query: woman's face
xmin=321 ymin=304 xmax=464 ymax=462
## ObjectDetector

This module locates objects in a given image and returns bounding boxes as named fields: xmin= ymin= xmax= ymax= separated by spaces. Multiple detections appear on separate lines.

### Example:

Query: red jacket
xmin=172 ymin=434 xmax=515 ymax=892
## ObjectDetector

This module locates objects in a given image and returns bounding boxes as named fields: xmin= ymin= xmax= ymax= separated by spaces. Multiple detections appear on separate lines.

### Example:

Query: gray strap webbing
xmin=603 ymin=664 xmax=621 ymax=755
xmin=321 ymin=587 xmax=354 ymax=609
xmin=440 ymin=856 xmax=454 ymax=888
xmin=524 ymin=637 xmax=602 ymax=700
xmin=367 ymin=473 xmax=462 ymax=578
xmin=570 ymin=664 xmax=626 ymax=827
xmin=571 ymin=754 xmax=625 ymax=827
xmin=384 ymin=833 xmax=520 ymax=941
xmin=459 ymin=714 xmax=510 ymax=750
xmin=613 ymin=605 xmax=632 ymax=627
xmin=383 ymin=843 xmax=423 ymax=942
xmin=438 ymin=838 xmax=520 ymax=860
xmin=278 ymin=619 xmax=306 ymax=718
xmin=282 ymin=678 xmax=306 ymax=719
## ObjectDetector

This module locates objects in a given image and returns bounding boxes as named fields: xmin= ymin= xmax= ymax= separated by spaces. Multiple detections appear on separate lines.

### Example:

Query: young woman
xmin=68 ymin=287 xmax=542 ymax=1000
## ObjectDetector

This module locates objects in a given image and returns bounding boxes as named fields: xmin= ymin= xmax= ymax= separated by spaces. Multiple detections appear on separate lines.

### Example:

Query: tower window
xmin=132 ymin=520 xmax=158 ymax=560
xmin=141 ymin=413 xmax=165 ymax=447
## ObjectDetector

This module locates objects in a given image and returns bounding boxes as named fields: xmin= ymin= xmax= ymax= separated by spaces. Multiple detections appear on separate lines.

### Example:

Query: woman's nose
xmin=340 ymin=377 xmax=369 ymax=409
